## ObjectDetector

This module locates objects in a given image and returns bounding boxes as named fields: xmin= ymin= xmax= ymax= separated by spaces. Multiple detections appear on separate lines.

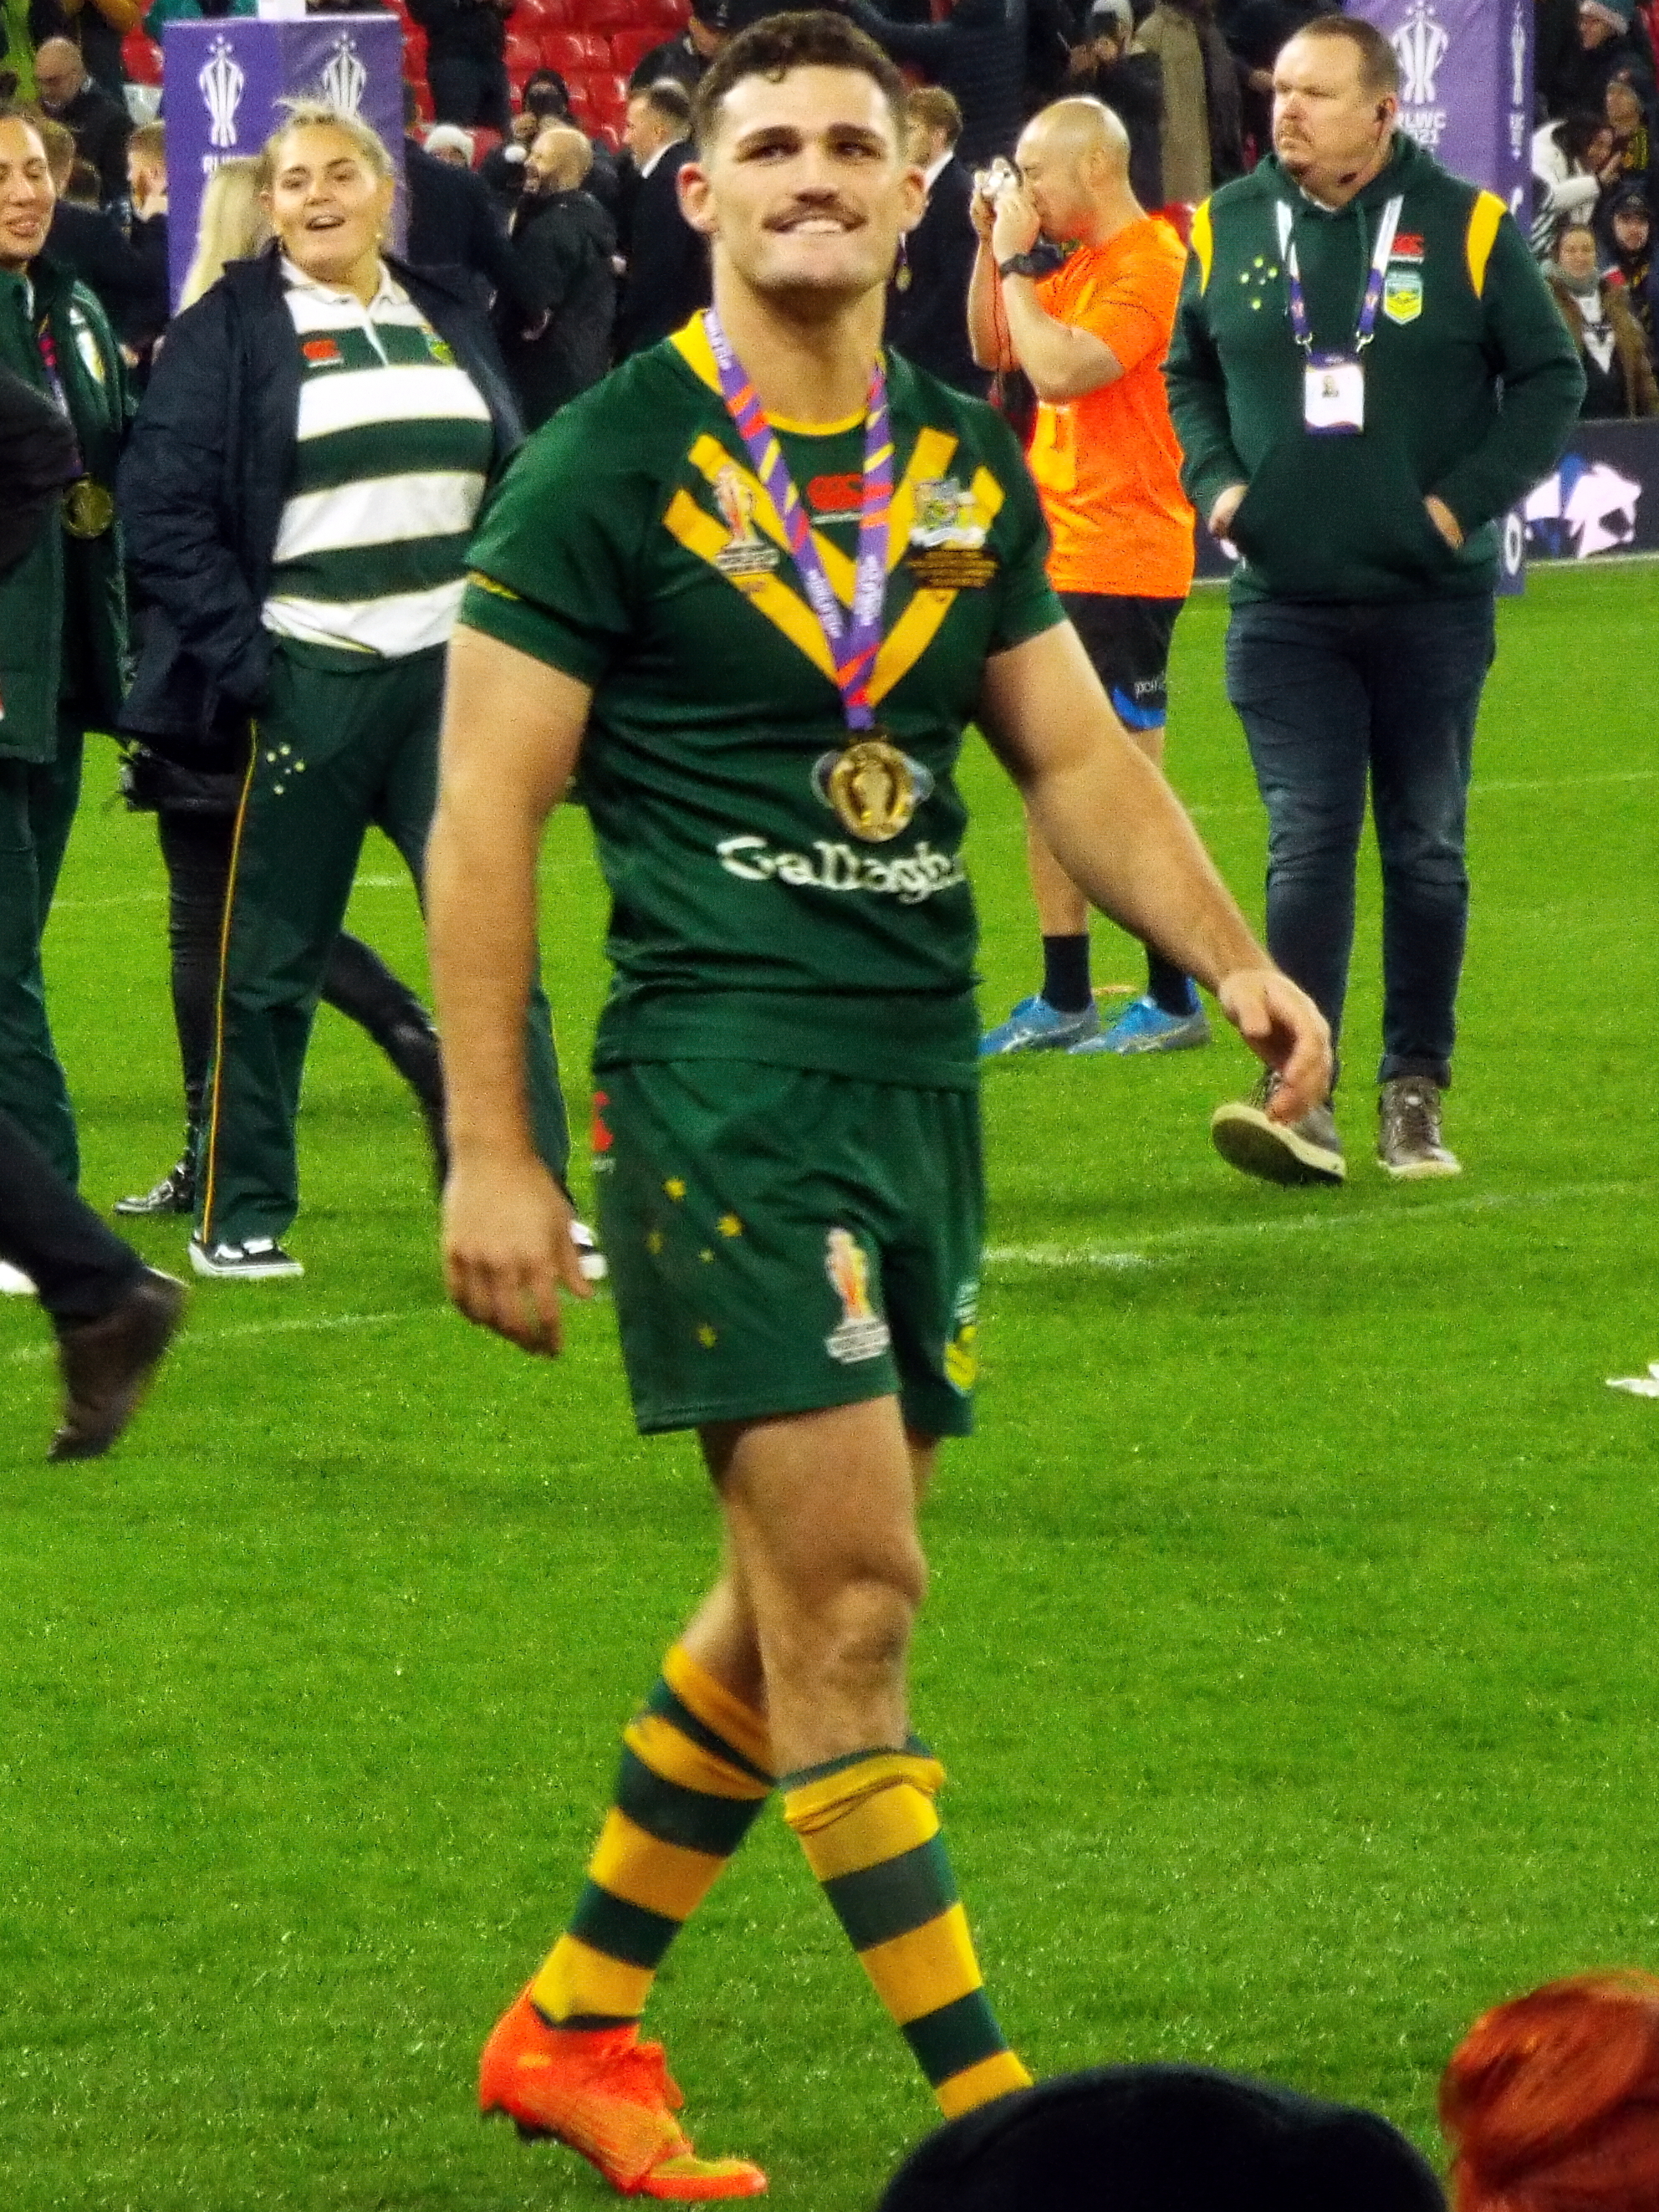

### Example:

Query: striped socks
xmin=530 ymin=1645 xmax=772 ymax=2027
xmin=784 ymin=1748 xmax=1032 ymax=2117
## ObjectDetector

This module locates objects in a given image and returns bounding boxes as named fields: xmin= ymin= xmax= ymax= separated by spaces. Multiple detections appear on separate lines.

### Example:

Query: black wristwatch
xmin=997 ymin=251 xmax=1050 ymax=279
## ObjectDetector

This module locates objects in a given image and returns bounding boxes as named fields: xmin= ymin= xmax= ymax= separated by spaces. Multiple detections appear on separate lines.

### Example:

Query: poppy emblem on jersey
xmin=824 ymin=1229 xmax=891 ymax=1365
xmin=712 ymin=464 xmax=779 ymax=578
xmin=807 ymin=471 xmax=863 ymax=524
xmin=302 ymin=337 xmax=345 ymax=366
xmin=590 ymin=1090 xmax=614 ymax=1158
xmin=1382 ymin=266 xmax=1424 ymax=324
xmin=1391 ymin=232 xmax=1426 ymax=261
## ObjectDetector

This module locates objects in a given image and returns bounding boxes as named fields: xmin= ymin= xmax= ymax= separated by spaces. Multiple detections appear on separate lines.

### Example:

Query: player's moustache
xmin=767 ymin=196 xmax=865 ymax=231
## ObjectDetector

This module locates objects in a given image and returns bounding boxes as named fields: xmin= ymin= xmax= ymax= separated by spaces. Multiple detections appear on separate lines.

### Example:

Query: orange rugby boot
xmin=478 ymin=1987 xmax=767 ymax=2200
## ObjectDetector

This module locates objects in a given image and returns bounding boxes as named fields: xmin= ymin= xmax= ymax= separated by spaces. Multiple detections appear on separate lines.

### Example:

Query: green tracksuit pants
xmin=0 ymin=723 xmax=85 ymax=1188
xmin=195 ymin=641 xmax=569 ymax=1251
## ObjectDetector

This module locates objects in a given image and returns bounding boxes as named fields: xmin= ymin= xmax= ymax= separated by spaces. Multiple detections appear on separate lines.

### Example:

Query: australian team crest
xmin=1383 ymin=231 xmax=1425 ymax=324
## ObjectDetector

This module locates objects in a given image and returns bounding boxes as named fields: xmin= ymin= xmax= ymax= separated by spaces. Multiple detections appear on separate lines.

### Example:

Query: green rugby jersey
xmin=462 ymin=318 xmax=1063 ymax=1091
xmin=267 ymin=261 xmax=495 ymax=657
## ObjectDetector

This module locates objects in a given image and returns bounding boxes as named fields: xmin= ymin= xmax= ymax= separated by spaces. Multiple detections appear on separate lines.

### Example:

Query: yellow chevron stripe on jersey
xmin=1191 ymin=197 xmax=1215 ymax=291
xmin=687 ymin=434 xmax=858 ymax=604
xmin=869 ymin=466 xmax=1006 ymax=704
xmin=1465 ymin=191 xmax=1504 ymax=298
xmin=889 ymin=429 xmax=960 ymax=559
xmin=661 ymin=487 xmax=837 ymax=681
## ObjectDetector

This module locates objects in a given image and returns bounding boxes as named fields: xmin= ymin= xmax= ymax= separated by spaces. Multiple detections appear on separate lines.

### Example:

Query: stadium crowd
xmin=0 ymin=0 xmax=1655 ymax=2205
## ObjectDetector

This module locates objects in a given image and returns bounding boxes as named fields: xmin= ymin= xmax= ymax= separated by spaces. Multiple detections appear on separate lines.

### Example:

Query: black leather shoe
xmin=50 ymin=1270 xmax=186 ymax=1461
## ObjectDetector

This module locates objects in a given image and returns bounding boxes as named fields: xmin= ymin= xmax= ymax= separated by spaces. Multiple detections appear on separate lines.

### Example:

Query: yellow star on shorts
xmin=697 ymin=1323 xmax=717 ymax=1347
xmin=665 ymin=1178 xmax=687 ymax=1200
xmin=717 ymin=1213 xmax=743 ymax=1237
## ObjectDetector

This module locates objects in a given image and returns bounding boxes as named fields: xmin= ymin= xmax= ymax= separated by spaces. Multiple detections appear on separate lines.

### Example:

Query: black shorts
xmin=1060 ymin=592 xmax=1184 ymax=733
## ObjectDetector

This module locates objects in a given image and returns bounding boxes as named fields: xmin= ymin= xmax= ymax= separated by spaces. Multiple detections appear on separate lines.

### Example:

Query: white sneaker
xmin=571 ymin=1219 xmax=608 ymax=1283
xmin=0 ymin=1260 xmax=38 ymax=1295
xmin=188 ymin=1237 xmax=304 ymax=1280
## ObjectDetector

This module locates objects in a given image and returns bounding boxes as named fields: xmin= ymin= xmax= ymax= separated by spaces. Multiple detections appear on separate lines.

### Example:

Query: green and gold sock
xmin=531 ymin=1645 xmax=772 ymax=2026
xmin=783 ymin=1748 xmax=1033 ymax=2117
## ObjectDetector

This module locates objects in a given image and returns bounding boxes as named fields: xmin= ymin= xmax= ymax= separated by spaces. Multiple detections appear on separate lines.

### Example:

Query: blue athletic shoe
xmin=1071 ymin=994 xmax=1212 ymax=1055
xmin=979 ymin=994 xmax=1101 ymax=1057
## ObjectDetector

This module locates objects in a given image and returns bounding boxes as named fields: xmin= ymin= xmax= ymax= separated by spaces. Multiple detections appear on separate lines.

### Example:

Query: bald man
xmin=969 ymin=99 xmax=1204 ymax=1060
xmin=496 ymin=123 xmax=616 ymax=427
xmin=32 ymin=38 xmax=131 ymax=207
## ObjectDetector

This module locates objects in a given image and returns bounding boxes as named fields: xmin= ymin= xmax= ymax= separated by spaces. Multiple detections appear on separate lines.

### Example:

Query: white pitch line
xmin=985 ymin=1179 xmax=1644 ymax=1269
xmin=4 ymin=1305 xmax=442 ymax=1366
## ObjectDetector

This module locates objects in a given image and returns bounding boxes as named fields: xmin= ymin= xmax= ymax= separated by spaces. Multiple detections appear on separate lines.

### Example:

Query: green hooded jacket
xmin=1164 ymin=134 xmax=1585 ymax=603
xmin=0 ymin=253 xmax=131 ymax=761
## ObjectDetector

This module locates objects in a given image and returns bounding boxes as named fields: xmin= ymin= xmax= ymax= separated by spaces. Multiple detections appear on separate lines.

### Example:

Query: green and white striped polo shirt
xmin=264 ymin=260 xmax=496 ymax=658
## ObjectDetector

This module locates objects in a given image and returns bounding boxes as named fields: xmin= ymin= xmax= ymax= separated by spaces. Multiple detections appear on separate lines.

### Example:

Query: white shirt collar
xmin=923 ymin=150 xmax=953 ymax=192
xmin=279 ymin=254 xmax=403 ymax=313
xmin=639 ymin=136 xmax=682 ymax=180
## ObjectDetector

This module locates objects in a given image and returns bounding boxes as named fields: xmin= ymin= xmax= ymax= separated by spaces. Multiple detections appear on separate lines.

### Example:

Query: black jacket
xmin=118 ymin=248 xmax=521 ymax=752
xmin=48 ymin=80 xmax=132 ymax=207
xmin=886 ymin=159 xmax=988 ymax=396
xmin=624 ymin=31 xmax=705 ymax=93
xmin=47 ymin=202 xmax=170 ymax=350
xmin=495 ymin=186 xmax=616 ymax=428
xmin=852 ymin=0 xmax=1029 ymax=166
xmin=1067 ymin=49 xmax=1165 ymax=208
xmin=615 ymin=140 xmax=710 ymax=359
xmin=0 ymin=359 xmax=78 ymax=580
xmin=405 ymin=135 xmax=530 ymax=312
xmin=406 ymin=0 xmax=508 ymax=64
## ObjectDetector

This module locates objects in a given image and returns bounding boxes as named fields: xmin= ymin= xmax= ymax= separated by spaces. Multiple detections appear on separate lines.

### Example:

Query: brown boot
xmin=50 ymin=1269 xmax=186 ymax=1462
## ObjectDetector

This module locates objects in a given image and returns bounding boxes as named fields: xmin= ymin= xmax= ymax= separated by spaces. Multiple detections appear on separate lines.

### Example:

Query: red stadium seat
xmin=410 ymin=77 xmax=435 ymax=119
xmin=541 ymin=28 xmax=610 ymax=69
xmin=470 ymin=127 xmax=503 ymax=162
xmin=582 ymin=0 xmax=650 ymax=28
xmin=504 ymin=27 xmax=545 ymax=74
xmin=650 ymin=0 xmax=691 ymax=23
xmin=122 ymin=29 xmax=163 ymax=84
xmin=593 ymin=121 xmax=622 ymax=151
xmin=610 ymin=25 xmax=662 ymax=74
xmin=513 ymin=0 xmax=570 ymax=25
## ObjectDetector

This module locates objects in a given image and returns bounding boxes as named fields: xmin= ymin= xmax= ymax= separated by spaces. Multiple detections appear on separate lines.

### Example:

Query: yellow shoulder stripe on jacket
xmin=1190 ymin=198 xmax=1214 ymax=292
xmin=1465 ymin=191 xmax=1504 ymax=298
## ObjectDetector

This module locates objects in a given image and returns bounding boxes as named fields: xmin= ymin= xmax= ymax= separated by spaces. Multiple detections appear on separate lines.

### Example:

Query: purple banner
xmin=1350 ymin=0 xmax=1533 ymax=227
xmin=163 ymin=16 xmax=406 ymax=312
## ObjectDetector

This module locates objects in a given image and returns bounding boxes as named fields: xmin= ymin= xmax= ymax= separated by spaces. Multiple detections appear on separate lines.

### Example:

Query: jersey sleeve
xmin=978 ymin=407 xmax=1064 ymax=652
xmin=1042 ymin=238 xmax=1183 ymax=378
xmin=458 ymin=393 xmax=647 ymax=686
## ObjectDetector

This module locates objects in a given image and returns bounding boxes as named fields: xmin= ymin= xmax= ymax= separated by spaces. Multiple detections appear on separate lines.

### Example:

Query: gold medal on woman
xmin=824 ymin=731 xmax=919 ymax=844
xmin=62 ymin=478 xmax=115 ymax=539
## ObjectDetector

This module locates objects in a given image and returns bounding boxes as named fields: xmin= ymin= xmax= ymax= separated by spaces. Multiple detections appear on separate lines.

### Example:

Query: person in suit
xmin=886 ymin=84 xmax=987 ymax=393
xmin=614 ymin=76 xmax=709 ymax=357
xmin=495 ymin=122 xmax=615 ymax=427
xmin=32 ymin=35 xmax=130 ymax=204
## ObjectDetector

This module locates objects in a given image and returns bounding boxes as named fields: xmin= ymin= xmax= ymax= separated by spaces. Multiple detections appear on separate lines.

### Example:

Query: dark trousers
xmin=1224 ymin=595 xmax=1496 ymax=1091
xmin=0 ymin=725 xmax=84 ymax=1186
xmin=197 ymin=645 xmax=569 ymax=1249
xmin=426 ymin=54 xmax=513 ymax=133
xmin=0 ymin=1106 xmax=142 ymax=1324
xmin=157 ymin=809 xmax=436 ymax=1139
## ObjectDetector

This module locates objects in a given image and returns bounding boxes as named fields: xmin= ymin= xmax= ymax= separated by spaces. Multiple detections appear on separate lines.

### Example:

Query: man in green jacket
xmin=1165 ymin=16 xmax=1583 ymax=1187
xmin=0 ymin=105 xmax=130 ymax=1188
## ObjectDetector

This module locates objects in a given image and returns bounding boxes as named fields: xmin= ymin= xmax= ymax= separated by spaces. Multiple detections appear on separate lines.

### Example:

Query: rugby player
xmin=426 ymin=13 xmax=1330 ymax=2198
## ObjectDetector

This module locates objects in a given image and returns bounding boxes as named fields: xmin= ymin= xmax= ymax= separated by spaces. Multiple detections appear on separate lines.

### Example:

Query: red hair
xmin=1440 ymin=1971 xmax=1659 ymax=2212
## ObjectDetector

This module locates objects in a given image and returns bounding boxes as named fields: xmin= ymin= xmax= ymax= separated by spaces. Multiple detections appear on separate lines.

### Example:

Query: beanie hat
xmin=876 ymin=2066 xmax=1448 ymax=2212
xmin=1579 ymin=0 xmax=1634 ymax=30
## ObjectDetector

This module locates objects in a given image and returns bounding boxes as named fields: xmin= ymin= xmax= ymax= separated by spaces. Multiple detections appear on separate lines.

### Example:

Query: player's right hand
xmin=1217 ymin=968 xmax=1331 ymax=1126
xmin=442 ymin=1152 xmax=592 ymax=1356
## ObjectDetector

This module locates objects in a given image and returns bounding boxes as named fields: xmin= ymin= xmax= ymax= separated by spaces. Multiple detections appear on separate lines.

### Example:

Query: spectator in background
xmin=888 ymin=84 xmax=985 ymax=392
xmin=1603 ymin=72 xmax=1654 ymax=190
xmin=1547 ymin=217 xmax=1659 ymax=412
xmin=614 ymin=75 xmax=707 ymax=357
xmin=38 ymin=115 xmax=164 ymax=352
xmin=495 ymin=121 xmax=613 ymax=427
xmin=123 ymin=119 xmax=168 ymax=359
xmin=406 ymin=109 xmax=528 ymax=309
xmin=1136 ymin=0 xmax=1244 ymax=207
xmin=1553 ymin=0 xmax=1655 ymax=116
xmin=1532 ymin=109 xmax=1619 ymax=253
xmin=1223 ymin=0 xmax=1338 ymax=166
xmin=851 ymin=0 xmax=1027 ymax=166
xmin=424 ymin=122 xmax=476 ymax=166
xmin=56 ymin=0 xmax=144 ymax=103
xmin=177 ymin=149 xmax=263 ymax=304
xmin=624 ymin=0 xmax=730 ymax=96
xmin=407 ymin=0 xmax=515 ymax=136
xmin=1604 ymin=184 xmax=1656 ymax=345
xmin=478 ymin=104 xmax=542 ymax=208
xmin=33 ymin=35 xmax=130 ymax=204
xmin=143 ymin=0 xmax=254 ymax=33
xmin=1065 ymin=0 xmax=1165 ymax=210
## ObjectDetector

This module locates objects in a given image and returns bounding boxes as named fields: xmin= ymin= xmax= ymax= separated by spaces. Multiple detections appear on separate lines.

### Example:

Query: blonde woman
xmin=119 ymin=104 xmax=574 ymax=1278
xmin=178 ymin=156 xmax=269 ymax=309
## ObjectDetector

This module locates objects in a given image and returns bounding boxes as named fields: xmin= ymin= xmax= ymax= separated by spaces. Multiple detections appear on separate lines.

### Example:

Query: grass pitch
xmin=3 ymin=562 xmax=1656 ymax=2209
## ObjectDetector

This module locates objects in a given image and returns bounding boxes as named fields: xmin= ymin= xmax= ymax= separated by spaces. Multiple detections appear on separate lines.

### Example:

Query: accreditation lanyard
xmin=34 ymin=318 xmax=84 ymax=468
xmin=1275 ymin=193 xmax=1402 ymax=435
xmin=702 ymin=307 xmax=894 ymax=734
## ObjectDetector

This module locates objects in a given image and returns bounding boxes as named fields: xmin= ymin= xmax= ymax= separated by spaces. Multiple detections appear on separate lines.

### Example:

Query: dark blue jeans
xmin=1225 ymin=594 xmax=1496 ymax=1091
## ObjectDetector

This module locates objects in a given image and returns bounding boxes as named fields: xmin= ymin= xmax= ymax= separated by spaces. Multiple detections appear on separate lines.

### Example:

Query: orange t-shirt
xmin=1026 ymin=215 xmax=1196 ymax=599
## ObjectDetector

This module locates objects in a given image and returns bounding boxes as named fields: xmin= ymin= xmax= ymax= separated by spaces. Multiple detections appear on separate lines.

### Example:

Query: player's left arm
xmin=427 ymin=624 xmax=594 ymax=1356
xmin=976 ymin=623 xmax=1331 ymax=1118
xmin=987 ymin=190 xmax=1121 ymax=400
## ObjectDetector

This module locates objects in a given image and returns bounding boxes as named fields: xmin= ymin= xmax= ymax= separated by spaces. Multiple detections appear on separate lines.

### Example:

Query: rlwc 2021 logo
xmin=319 ymin=35 xmax=368 ymax=115
xmin=198 ymin=35 xmax=246 ymax=151
xmin=1392 ymin=0 xmax=1450 ymax=151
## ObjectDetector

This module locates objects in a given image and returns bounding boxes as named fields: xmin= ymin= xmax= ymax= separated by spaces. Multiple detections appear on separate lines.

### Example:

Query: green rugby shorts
xmin=593 ymin=1060 xmax=983 ymax=1439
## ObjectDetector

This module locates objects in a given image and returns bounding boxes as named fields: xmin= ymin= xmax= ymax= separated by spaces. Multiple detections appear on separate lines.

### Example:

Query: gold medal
xmin=824 ymin=732 xmax=918 ymax=844
xmin=63 ymin=478 xmax=115 ymax=539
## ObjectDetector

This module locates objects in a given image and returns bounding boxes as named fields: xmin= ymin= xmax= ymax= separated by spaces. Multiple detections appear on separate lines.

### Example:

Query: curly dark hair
xmin=691 ymin=10 xmax=908 ymax=154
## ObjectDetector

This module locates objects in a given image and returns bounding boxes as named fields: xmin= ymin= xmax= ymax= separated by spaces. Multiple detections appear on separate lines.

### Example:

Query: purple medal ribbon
xmin=702 ymin=308 xmax=894 ymax=729
xmin=1275 ymin=194 xmax=1403 ymax=355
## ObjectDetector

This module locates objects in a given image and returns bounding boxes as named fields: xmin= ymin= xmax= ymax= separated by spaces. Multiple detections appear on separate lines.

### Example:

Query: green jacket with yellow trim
xmin=0 ymin=253 xmax=130 ymax=762
xmin=1164 ymin=135 xmax=1585 ymax=603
